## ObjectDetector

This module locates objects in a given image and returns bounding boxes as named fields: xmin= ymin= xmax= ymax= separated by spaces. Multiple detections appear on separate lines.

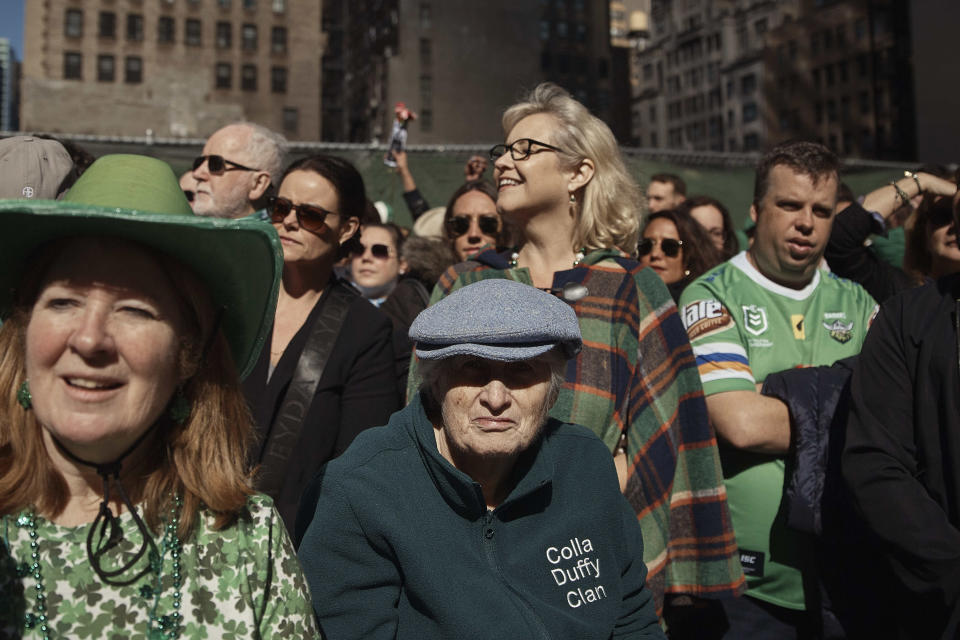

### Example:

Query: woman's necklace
xmin=509 ymin=247 xmax=587 ymax=269
xmin=12 ymin=494 xmax=184 ymax=640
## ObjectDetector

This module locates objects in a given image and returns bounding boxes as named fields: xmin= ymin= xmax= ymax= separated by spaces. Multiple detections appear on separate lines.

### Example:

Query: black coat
xmin=844 ymin=273 xmax=960 ymax=639
xmin=243 ymin=283 xmax=401 ymax=533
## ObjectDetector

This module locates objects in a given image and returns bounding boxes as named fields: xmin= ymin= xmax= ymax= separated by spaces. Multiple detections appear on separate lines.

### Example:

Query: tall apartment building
xmin=631 ymin=0 xmax=913 ymax=158
xmin=0 ymin=38 xmax=18 ymax=132
xmin=22 ymin=0 xmax=322 ymax=140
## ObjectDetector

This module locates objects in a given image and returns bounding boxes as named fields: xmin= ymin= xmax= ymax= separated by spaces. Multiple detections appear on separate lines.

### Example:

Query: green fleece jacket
xmin=298 ymin=394 xmax=665 ymax=639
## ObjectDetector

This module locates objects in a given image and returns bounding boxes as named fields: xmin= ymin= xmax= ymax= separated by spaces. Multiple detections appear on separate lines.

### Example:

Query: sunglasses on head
xmin=268 ymin=196 xmax=337 ymax=233
xmin=192 ymin=154 xmax=259 ymax=174
xmin=637 ymin=237 xmax=683 ymax=258
xmin=352 ymin=243 xmax=392 ymax=260
xmin=445 ymin=215 xmax=499 ymax=238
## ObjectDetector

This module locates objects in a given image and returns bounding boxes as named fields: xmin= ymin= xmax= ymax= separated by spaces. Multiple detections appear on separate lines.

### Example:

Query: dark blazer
xmin=844 ymin=273 xmax=960 ymax=639
xmin=243 ymin=282 xmax=401 ymax=533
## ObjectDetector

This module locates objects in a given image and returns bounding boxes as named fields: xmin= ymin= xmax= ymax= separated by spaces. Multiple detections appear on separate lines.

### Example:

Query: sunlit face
xmin=191 ymin=125 xmax=261 ymax=219
xmin=749 ymin=165 xmax=838 ymax=288
xmin=690 ymin=204 xmax=726 ymax=253
xmin=646 ymin=181 xmax=682 ymax=213
xmin=274 ymin=169 xmax=358 ymax=266
xmin=926 ymin=196 xmax=960 ymax=278
xmin=639 ymin=217 xmax=686 ymax=285
xmin=351 ymin=226 xmax=405 ymax=291
xmin=25 ymin=238 xmax=184 ymax=463
xmin=449 ymin=190 xmax=501 ymax=261
xmin=434 ymin=356 xmax=555 ymax=465
xmin=493 ymin=113 xmax=573 ymax=220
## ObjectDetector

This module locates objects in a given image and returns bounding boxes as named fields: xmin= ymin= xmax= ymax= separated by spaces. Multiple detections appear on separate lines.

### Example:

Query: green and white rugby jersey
xmin=678 ymin=252 xmax=877 ymax=611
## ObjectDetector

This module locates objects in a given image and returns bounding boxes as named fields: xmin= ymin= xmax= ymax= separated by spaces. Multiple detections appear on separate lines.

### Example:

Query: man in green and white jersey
xmin=678 ymin=141 xmax=877 ymax=638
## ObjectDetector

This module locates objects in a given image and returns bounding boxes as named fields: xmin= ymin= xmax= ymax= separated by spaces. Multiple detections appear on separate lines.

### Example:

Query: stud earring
xmin=168 ymin=387 xmax=190 ymax=425
xmin=684 ymin=269 xmax=691 ymax=277
xmin=569 ymin=192 xmax=576 ymax=204
xmin=17 ymin=379 xmax=32 ymax=409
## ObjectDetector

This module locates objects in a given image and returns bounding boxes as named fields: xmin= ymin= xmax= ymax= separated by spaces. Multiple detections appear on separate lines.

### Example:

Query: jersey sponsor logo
xmin=683 ymin=300 xmax=733 ymax=340
xmin=742 ymin=305 xmax=768 ymax=336
xmin=823 ymin=318 xmax=854 ymax=343
xmin=791 ymin=314 xmax=805 ymax=340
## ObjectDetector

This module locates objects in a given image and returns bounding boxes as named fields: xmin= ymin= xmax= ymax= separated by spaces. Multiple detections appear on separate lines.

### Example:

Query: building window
xmin=419 ymin=74 xmax=432 ymax=105
xmin=217 ymin=22 xmax=232 ymax=48
xmin=186 ymin=19 xmax=202 ymax=46
xmin=743 ymin=102 xmax=758 ymax=123
xmin=158 ymin=17 xmax=175 ymax=43
xmin=127 ymin=14 xmax=144 ymax=41
xmin=99 ymin=11 xmax=116 ymax=38
xmin=64 ymin=9 xmax=83 ymax=38
xmin=244 ymin=0 xmax=256 ymax=8
xmin=242 ymin=24 xmax=257 ymax=50
xmin=859 ymin=90 xmax=870 ymax=114
xmin=857 ymin=54 xmax=869 ymax=77
xmin=754 ymin=18 xmax=767 ymax=35
xmin=64 ymin=52 xmax=82 ymax=79
xmin=539 ymin=20 xmax=549 ymax=40
xmin=219 ymin=0 xmax=232 ymax=6
xmin=419 ymin=3 xmax=431 ymax=29
xmin=598 ymin=59 xmax=609 ymax=78
xmin=743 ymin=133 xmax=759 ymax=151
xmin=575 ymin=23 xmax=586 ymax=42
xmin=216 ymin=63 xmax=232 ymax=88
xmin=125 ymin=56 xmax=143 ymax=83
xmin=827 ymin=99 xmax=837 ymax=122
xmin=282 ymin=107 xmax=298 ymax=133
xmin=97 ymin=55 xmax=115 ymax=82
xmin=241 ymin=64 xmax=257 ymax=90
xmin=271 ymin=26 xmax=287 ymax=53
xmin=271 ymin=66 xmax=287 ymax=92
xmin=419 ymin=38 xmax=431 ymax=67
xmin=420 ymin=108 xmax=433 ymax=132
xmin=557 ymin=21 xmax=568 ymax=38
xmin=649 ymin=105 xmax=656 ymax=122
xmin=741 ymin=73 xmax=756 ymax=95
xmin=272 ymin=0 xmax=285 ymax=12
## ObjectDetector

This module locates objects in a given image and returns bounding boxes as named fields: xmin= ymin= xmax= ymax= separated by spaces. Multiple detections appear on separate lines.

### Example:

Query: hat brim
xmin=0 ymin=199 xmax=281 ymax=381
xmin=415 ymin=341 xmax=561 ymax=362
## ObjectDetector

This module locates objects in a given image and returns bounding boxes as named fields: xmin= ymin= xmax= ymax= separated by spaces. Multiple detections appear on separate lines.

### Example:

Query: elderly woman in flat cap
xmin=298 ymin=279 xmax=665 ymax=639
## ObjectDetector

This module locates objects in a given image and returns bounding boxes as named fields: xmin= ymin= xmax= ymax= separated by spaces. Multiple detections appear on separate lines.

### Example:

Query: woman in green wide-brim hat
xmin=0 ymin=155 xmax=320 ymax=639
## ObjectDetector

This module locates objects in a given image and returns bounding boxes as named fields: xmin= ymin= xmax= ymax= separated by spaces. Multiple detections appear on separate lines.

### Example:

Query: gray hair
xmin=239 ymin=122 xmax=287 ymax=186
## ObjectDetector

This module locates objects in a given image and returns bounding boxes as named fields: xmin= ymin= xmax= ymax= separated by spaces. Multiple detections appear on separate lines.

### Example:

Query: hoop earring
xmin=17 ymin=379 xmax=32 ymax=410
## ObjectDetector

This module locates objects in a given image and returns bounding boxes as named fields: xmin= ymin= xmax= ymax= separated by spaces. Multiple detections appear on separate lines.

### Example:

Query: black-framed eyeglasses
xmin=192 ymin=154 xmax=260 ymax=174
xmin=638 ymin=237 xmax=683 ymax=258
xmin=351 ymin=243 xmax=393 ymax=260
xmin=489 ymin=138 xmax=565 ymax=162
xmin=268 ymin=196 xmax=337 ymax=233
xmin=445 ymin=214 xmax=500 ymax=238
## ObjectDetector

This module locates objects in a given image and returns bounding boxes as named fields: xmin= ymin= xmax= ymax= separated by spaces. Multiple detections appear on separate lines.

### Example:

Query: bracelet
xmin=890 ymin=180 xmax=910 ymax=206
xmin=904 ymin=170 xmax=923 ymax=195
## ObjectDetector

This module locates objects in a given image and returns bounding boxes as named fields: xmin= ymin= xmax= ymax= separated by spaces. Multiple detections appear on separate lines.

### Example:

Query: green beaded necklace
xmin=8 ymin=494 xmax=184 ymax=640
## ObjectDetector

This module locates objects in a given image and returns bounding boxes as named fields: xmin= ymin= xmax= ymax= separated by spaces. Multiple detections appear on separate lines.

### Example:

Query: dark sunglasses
xmin=637 ymin=237 xmax=683 ymax=258
xmin=268 ymin=196 xmax=336 ymax=233
xmin=192 ymin=154 xmax=259 ymax=174
xmin=352 ymin=243 xmax=392 ymax=260
xmin=445 ymin=215 xmax=499 ymax=238
xmin=927 ymin=200 xmax=956 ymax=229
xmin=489 ymin=138 xmax=565 ymax=162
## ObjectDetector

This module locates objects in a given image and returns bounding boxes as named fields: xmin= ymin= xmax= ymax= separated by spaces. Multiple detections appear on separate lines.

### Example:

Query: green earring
xmin=168 ymin=387 xmax=190 ymax=425
xmin=17 ymin=379 xmax=32 ymax=409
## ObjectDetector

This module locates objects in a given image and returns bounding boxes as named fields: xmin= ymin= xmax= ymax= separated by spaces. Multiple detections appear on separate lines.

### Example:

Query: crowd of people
xmin=0 ymin=81 xmax=959 ymax=639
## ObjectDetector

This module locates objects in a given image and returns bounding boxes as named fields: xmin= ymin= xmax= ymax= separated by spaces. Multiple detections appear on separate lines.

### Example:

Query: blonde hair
xmin=502 ymin=83 xmax=643 ymax=254
xmin=0 ymin=240 xmax=256 ymax=538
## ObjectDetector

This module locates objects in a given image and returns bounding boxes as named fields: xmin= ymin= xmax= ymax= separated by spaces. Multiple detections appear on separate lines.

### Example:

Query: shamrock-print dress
xmin=0 ymin=494 xmax=320 ymax=639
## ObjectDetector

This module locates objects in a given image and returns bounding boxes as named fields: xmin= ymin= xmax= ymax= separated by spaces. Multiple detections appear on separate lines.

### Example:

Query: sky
xmin=0 ymin=0 xmax=25 ymax=58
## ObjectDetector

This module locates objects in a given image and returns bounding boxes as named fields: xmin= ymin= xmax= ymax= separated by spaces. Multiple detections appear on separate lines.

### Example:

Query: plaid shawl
xmin=414 ymin=249 xmax=745 ymax=612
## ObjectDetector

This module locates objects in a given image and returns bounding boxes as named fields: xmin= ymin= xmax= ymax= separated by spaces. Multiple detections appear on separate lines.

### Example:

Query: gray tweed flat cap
xmin=410 ymin=278 xmax=582 ymax=361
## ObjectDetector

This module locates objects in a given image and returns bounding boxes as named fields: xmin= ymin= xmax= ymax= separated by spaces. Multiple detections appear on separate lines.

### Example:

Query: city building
xmin=630 ymin=0 xmax=914 ymax=159
xmin=0 ymin=38 xmax=18 ymax=131
xmin=909 ymin=0 xmax=960 ymax=165
xmin=21 ymin=0 xmax=322 ymax=140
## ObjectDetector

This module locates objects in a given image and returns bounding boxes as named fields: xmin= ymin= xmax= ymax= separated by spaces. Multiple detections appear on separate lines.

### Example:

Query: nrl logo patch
xmin=823 ymin=318 xmax=854 ymax=343
xmin=742 ymin=305 xmax=768 ymax=336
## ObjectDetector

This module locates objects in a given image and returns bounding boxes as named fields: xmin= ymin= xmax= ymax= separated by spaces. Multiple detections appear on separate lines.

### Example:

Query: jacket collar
xmin=405 ymin=392 xmax=556 ymax=520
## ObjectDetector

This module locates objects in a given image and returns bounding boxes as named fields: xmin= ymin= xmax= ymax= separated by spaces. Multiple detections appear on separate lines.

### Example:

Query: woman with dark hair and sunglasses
xmin=243 ymin=154 xmax=400 ymax=536
xmin=413 ymin=84 xmax=743 ymax=620
xmin=443 ymin=180 xmax=503 ymax=261
xmin=638 ymin=210 xmax=723 ymax=301
xmin=824 ymin=169 xmax=959 ymax=303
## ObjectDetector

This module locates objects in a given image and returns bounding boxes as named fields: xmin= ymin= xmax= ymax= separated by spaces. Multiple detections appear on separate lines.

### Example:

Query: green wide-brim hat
xmin=0 ymin=154 xmax=281 ymax=380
